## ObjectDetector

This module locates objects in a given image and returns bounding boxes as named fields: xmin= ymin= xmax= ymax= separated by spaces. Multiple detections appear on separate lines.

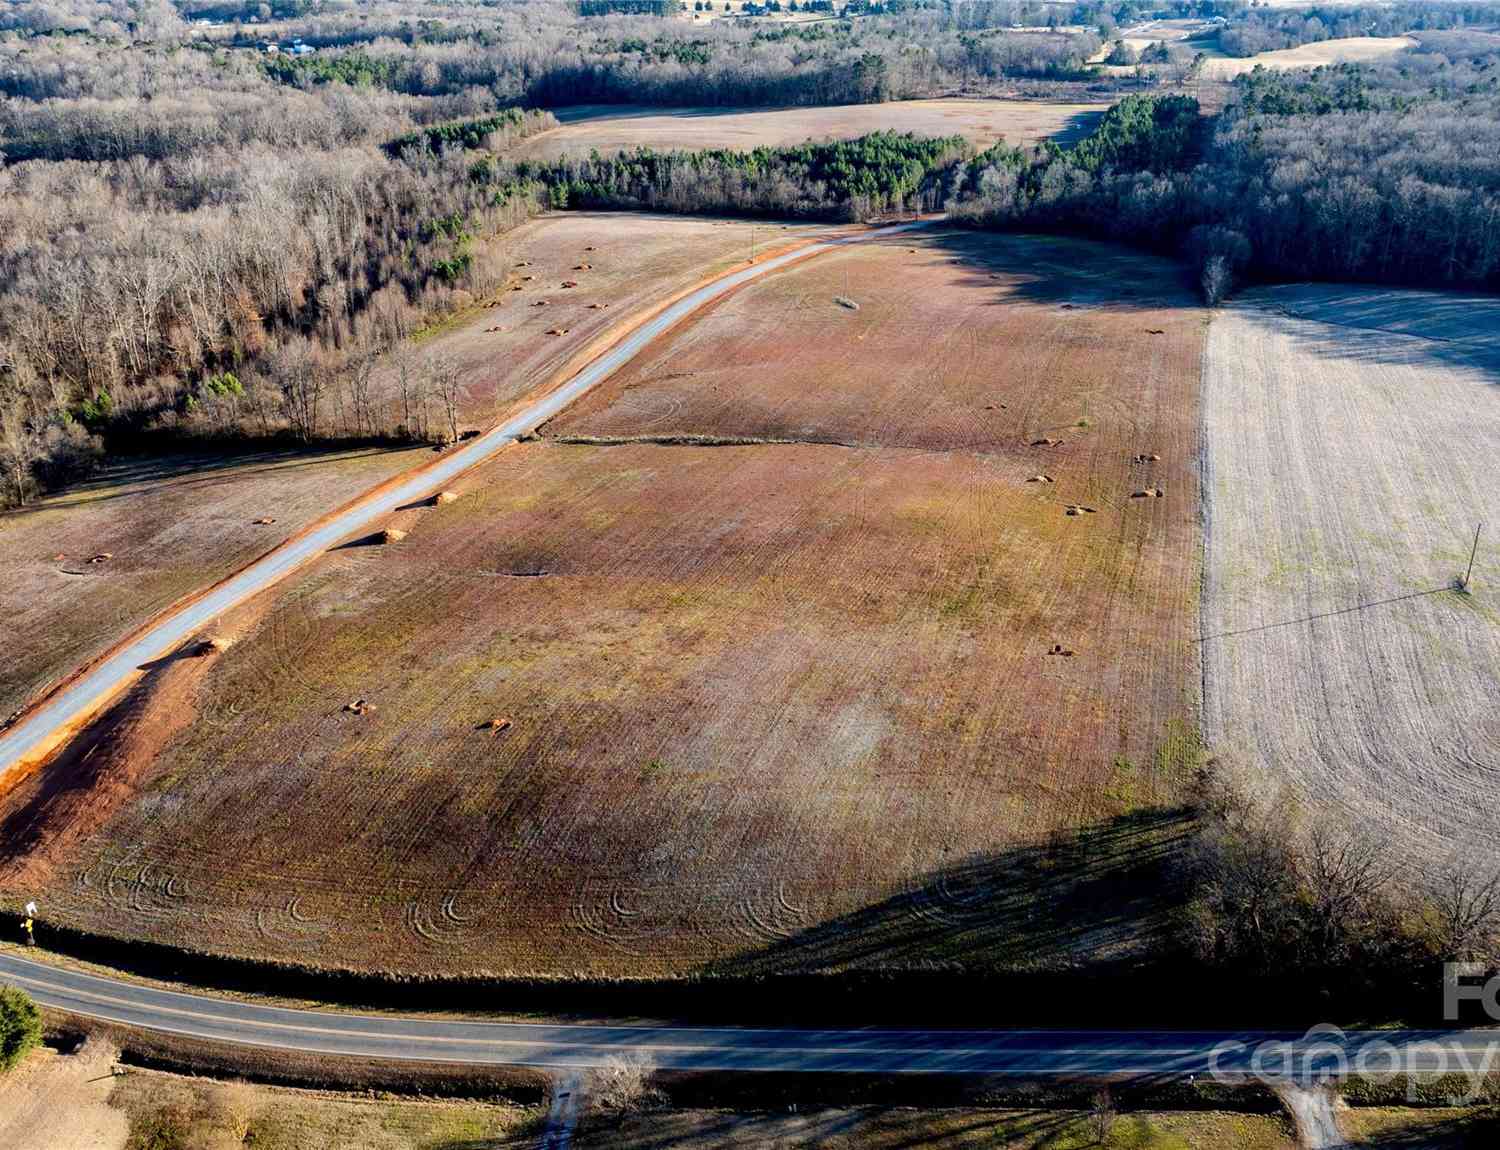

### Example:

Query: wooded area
xmin=4 ymin=0 xmax=1499 ymax=510
xmin=952 ymin=34 xmax=1500 ymax=299
xmin=530 ymin=132 xmax=967 ymax=219
xmin=1215 ymin=1 xmax=1490 ymax=56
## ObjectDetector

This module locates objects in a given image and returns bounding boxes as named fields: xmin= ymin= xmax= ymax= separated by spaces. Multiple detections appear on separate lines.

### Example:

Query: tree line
xmin=526 ymin=131 xmax=967 ymax=220
xmin=1180 ymin=762 xmax=1500 ymax=1017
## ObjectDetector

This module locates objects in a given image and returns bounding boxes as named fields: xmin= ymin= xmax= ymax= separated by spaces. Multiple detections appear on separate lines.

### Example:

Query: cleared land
xmin=0 ymin=1040 xmax=126 ymax=1150
xmin=1089 ymin=18 xmax=1210 ymax=62
xmin=514 ymin=99 xmax=1108 ymax=163
xmin=0 ymin=446 xmax=426 ymax=726
xmin=0 ymin=233 xmax=1205 ymax=979
xmin=1199 ymin=35 xmax=1415 ymax=79
xmin=1202 ymin=285 xmax=1500 ymax=867
xmin=0 ymin=214 xmax=800 ymax=729
xmin=391 ymin=211 xmax=820 ymax=428
xmin=549 ymin=231 xmax=1198 ymax=453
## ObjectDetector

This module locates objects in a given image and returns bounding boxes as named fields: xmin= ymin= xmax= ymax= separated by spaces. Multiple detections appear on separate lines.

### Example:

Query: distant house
xmin=288 ymin=41 xmax=315 ymax=55
xmin=262 ymin=42 xmax=279 ymax=54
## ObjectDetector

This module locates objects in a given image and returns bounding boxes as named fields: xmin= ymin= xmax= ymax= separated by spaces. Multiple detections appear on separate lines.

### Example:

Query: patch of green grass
xmin=1105 ymin=755 xmax=1140 ymax=810
xmin=1153 ymin=719 xmax=1205 ymax=790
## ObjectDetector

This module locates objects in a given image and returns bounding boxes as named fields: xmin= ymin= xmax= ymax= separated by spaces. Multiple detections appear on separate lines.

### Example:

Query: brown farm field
xmin=0 ymin=233 xmax=1206 ymax=980
xmin=514 ymin=99 xmax=1108 ymax=163
xmin=390 ymin=211 xmax=821 ymax=429
xmin=1202 ymin=285 xmax=1500 ymax=867
xmin=1198 ymin=35 xmax=1416 ymax=79
xmin=0 ymin=446 xmax=427 ymax=726
xmin=0 ymin=213 xmax=791 ymax=730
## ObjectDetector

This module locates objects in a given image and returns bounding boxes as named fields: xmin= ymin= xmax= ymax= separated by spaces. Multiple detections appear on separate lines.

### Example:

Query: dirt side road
xmin=0 ymin=1038 xmax=126 ymax=1150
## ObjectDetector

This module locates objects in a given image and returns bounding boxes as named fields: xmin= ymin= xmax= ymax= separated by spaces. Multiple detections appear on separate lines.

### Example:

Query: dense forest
xmin=529 ymin=132 xmax=966 ymax=219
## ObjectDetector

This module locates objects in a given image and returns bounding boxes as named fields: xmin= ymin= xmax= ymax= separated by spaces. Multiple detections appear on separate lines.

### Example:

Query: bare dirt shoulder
xmin=0 ymin=1038 xmax=127 ymax=1150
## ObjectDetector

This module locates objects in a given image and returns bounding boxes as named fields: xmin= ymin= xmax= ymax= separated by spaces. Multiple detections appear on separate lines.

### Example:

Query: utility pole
xmin=1462 ymin=522 xmax=1483 ymax=590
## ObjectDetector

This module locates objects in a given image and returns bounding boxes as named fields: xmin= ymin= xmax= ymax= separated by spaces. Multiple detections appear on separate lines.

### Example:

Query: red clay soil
xmin=0 ymin=630 xmax=230 ymax=889
xmin=0 ymin=233 xmax=1206 ymax=980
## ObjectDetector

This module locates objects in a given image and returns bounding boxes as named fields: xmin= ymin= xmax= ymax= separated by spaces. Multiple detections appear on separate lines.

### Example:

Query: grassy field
xmin=514 ymin=99 xmax=1108 ymax=163
xmin=1202 ymin=285 xmax=1500 ymax=870
xmin=1198 ymin=35 xmax=1415 ymax=79
xmin=0 ymin=446 xmax=427 ymax=725
xmin=108 ymin=1069 xmax=540 ymax=1150
xmin=13 ymin=1038 xmax=1500 ymax=1150
xmin=0 ymin=232 xmax=1206 ymax=979
xmin=577 ymin=1108 xmax=1296 ymax=1149
xmin=1343 ymin=1106 xmax=1500 ymax=1147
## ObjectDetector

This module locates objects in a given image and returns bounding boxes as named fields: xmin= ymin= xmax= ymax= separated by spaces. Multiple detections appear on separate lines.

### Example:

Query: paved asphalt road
xmin=0 ymin=220 xmax=928 ymax=778
xmin=4 ymin=952 xmax=1499 ymax=1077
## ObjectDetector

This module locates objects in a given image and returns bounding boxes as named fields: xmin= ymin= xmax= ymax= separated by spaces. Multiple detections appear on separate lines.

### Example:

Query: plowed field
xmin=0 ymin=233 xmax=1207 ymax=979
xmin=1202 ymin=285 xmax=1500 ymax=865
xmin=394 ymin=212 xmax=819 ymax=427
xmin=0 ymin=447 xmax=425 ymax=724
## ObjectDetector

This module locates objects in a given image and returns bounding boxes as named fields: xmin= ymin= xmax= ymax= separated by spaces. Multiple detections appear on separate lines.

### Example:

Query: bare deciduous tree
xmin=1425 ymin=865 xmax=1500 ymax=965
xmin=270 ymin=341 xmax=323 ymax=443
xmin=429 ymin=354 xmax=463 ymax=445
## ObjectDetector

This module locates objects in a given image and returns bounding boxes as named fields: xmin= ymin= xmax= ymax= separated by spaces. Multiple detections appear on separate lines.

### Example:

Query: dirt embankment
xmin=0 ymin=603 xmax=262 ymax=888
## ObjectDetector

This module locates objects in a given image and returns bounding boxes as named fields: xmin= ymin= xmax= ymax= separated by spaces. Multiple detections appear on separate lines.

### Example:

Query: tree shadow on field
xmin=544 ymin=1107 xmax=1080 ymax=1150
xmin=1234 ymin=282 xmax=1500 ymax=387
xmin=882 ymin=228 xmax=1500 ymax=387
xmin=876 ymin=226 xmax=1204 ymax=315
xmin=1051 ymin=107 xmax=1107 ymax=145
xmin=703 ymin=809 xmax=1193 ymax=982
xmin=1354 ymin=1108 xmax=1500 ymax=1148
xmin=0 ymin=444 xmax=416 ymax=519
